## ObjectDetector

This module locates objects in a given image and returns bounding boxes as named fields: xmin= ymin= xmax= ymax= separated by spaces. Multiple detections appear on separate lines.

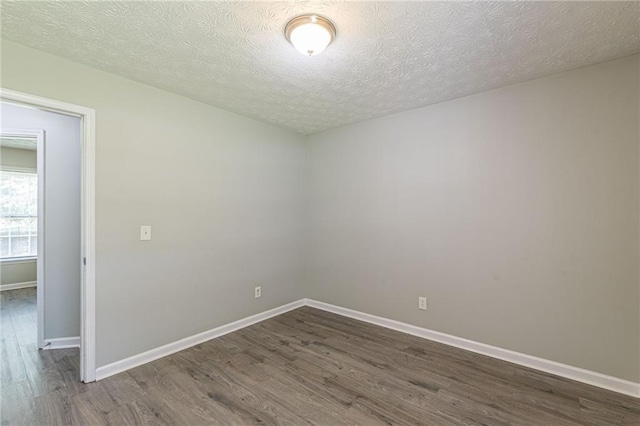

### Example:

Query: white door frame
xmin=1 ymin=88 xmax=97 ymax=382
xmin=0 ymin=128 xmax=46 ymax=349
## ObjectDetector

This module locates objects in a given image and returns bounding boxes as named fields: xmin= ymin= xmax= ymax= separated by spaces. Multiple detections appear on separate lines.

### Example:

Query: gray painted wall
xmin=1 ymin=41 xmax=307 ymax=367
xmin=2 ymin=40 xmax=637 ymax=382
xmin=307 ymin=55 xmax=640 ymax=382
xmin=1 ymin=146 xmax=36 ymax=169
xmin=1 ymin=103 xmax=82 ymax=339
xmin=0 ymin=146 xmax=37 ymax=286
xmin=1 ymin=260 xmax=36 ymax=286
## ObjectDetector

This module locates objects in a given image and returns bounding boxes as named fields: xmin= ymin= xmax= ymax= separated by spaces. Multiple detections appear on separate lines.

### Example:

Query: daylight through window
xmin=0 ymin=170 xmax=37 ymax=259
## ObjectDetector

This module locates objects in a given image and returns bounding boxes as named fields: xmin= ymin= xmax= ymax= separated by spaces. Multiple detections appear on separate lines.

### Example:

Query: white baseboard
xmin=95 ymin=299 xmax=306 ymax=381
xmin=304 ymin=299 xmax=640 ymax=398
xmin=43 ymin=336 xmax=80 ymax=350
xmin=93 ymin=297 xmax=640 ymax=398
xmin=0 ymin=281 xmax=36 ymax=292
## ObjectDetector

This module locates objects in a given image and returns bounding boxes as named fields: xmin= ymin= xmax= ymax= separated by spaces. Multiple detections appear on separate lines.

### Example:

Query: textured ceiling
xmin=2 ymin=1 xmax=639 ymax=134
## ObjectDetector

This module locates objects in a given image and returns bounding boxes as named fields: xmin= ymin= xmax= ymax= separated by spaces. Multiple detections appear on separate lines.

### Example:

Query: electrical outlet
xmin=418 ymin=296 xmax=427 ymax=311
xmin=254 ymin=286 xmax=261 ymax=298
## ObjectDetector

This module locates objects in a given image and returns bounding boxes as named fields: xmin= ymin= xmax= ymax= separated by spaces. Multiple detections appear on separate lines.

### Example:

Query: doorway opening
xmin=0 ymin=90 xmax=96 ymax=382
xmin=0 ymin=130 xmax=42 ymax=351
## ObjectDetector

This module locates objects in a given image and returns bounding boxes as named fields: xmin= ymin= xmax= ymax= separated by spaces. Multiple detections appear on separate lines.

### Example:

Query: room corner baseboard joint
xmin=303 ymin=298 xmax=640 ymax=398
xmin=94 ymin=297 xmax=640 ymax=398
xmin=95 ymin=299 xmax=306 ymax=381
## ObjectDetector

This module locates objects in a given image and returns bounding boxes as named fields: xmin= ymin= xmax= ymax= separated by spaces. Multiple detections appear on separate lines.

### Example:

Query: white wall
xmin=307 ymin=55 xmax=640 ymax=382
xmin=0 ymin=146 xmax=38 ymax=287
xmin=1 ymin=40 xmax=307 ymax=367
xmin=1 ymin=103 xmax=82 ymax=339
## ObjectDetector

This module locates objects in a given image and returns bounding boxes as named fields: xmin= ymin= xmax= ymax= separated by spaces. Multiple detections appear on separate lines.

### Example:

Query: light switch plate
xmin=140 ymin=225 xmax=152 ymax=241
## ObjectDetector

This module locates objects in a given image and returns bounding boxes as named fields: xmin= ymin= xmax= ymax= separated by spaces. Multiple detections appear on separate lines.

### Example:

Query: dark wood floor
xmin=1 ymin=288 xmax=639 ymax=425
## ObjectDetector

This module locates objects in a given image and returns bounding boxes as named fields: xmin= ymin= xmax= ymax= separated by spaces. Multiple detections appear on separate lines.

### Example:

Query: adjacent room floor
xmin=1 ymin=288 xmax=81 ymax=423
xmin=1 ymin=293 xmax=638 ymax=425
xmin=1 ymin=287 xmax=37 ymax=345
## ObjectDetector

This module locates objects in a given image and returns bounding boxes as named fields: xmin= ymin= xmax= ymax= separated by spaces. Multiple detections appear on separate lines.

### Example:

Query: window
xmin=1 ymin=170 xmax=37 ymax=259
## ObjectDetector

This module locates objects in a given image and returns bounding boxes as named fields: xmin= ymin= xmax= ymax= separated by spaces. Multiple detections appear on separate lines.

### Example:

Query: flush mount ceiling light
xmin=285 ymin=14 xmax=336 ymax=56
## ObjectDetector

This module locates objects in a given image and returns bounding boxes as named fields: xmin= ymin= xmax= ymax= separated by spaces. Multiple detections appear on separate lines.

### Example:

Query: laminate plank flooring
xmin=1 ymin=289 xmax=638 ymax=425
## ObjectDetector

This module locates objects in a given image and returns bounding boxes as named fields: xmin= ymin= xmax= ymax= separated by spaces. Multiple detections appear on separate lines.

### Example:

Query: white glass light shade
xmin=285 ymin=15 xmax=336 ymax=56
